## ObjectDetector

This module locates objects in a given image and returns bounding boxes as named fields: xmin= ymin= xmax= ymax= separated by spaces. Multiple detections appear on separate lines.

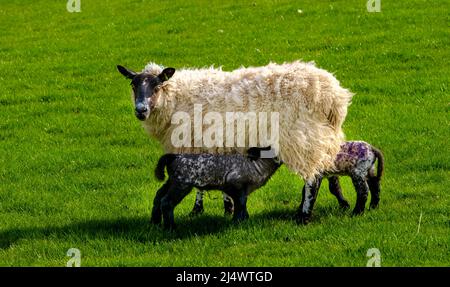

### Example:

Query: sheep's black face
xmin=117 ymin=65 xmax=175 ymax=121
xmin=131 ymin=74 xmax=162 ymax=120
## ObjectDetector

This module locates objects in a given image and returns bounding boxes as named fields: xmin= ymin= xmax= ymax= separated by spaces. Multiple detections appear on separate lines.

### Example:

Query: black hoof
xmin=232 ymin=215 xmax=248 ymax=223
xmin=296 ymin=213 xmax=311 ymax=225
xmin=150 ymin=216 xmax=162 ymax=225
xmin=340 ymin=201 xmax=351 ymax=210
xmin=352 ymin=209 xmax=365 ymax=216
xmin=189 ymin=208 xmax=204 ymax=217
xmin=369 ymin=201 xmax=379 ymax=210
xmin=163 ymin=224 xmax=176 ymax=231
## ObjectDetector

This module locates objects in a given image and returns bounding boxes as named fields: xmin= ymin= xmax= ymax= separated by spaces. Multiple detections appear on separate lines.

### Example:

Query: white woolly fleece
xmin=138 ymin=61 xmax=353 ymax=180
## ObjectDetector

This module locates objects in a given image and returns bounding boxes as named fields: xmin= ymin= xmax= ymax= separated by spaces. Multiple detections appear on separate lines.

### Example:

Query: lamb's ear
xmin=117 ymin=65 xmax=137 ymax=79
xmin=246 ymin=147 xmax=261 ymax=159
xmin=158 ymin=68 xmax=176 ymax=82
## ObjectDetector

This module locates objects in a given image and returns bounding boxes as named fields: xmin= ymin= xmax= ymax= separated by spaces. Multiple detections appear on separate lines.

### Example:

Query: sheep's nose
xmin=135 ymin=103 xmax=148 ymax=113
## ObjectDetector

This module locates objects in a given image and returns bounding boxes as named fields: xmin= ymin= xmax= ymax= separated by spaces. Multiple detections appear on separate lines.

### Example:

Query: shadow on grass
xmin=0 ymin=205 xmax=354 ymax=250
xmin=0 ymin=208 xmax=294 ymax=249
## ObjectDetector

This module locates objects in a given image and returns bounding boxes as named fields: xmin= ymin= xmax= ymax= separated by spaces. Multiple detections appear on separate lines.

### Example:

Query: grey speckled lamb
xmin=151 ymin=147 xmax=281 ymax=230
xmin=298 ymin=141 xmax=384 ymax=224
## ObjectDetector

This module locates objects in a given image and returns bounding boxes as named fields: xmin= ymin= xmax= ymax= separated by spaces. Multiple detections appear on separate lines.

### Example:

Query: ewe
xmin=117 ymin=61 xmax=354 ymax=223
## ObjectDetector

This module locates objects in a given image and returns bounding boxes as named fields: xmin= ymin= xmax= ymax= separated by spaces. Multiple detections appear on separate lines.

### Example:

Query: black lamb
xmin=151 ymin=147 xmax=281 ymax=230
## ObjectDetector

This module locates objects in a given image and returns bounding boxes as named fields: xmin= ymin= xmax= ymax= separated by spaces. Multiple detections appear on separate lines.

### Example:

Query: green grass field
xmin=0 ymin=0 xmax=449 ymax=266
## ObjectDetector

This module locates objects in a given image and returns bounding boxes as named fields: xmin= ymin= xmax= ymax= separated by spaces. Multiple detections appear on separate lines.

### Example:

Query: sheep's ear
xmin=158 ymin=68 xmax=175 ymax=82
xmin=117 ymin=65 xmax=137 ymax=79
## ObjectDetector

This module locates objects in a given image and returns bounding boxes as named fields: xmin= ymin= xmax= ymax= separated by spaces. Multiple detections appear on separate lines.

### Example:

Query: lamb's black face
xmin=117 ymin=65 xmax=176 ymax=121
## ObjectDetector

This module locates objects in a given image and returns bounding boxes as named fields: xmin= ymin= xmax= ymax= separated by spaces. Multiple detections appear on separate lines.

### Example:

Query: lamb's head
xmin=117 ymin=65 xmax=175 ymax=121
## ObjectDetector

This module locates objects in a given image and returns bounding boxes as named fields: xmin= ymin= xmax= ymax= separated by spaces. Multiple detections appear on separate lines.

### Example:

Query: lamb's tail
xmin=372 ymin=147 xmax=384 ymax=180
xmin=155 ymin=154 xmax=175 ymax=181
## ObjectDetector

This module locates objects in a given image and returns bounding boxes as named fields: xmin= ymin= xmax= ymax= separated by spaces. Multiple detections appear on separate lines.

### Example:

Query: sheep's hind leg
xmin=151 ymin=181 xmax=170 ymax=225
xmin=297 ymin=176 xmax=323 ymax=225
xmin=328 ymin=176 xmax=350 ymax=210
xmin=190 ymin=190 xmax=205 ymax=216
xmin=351 ymin=174 xmax=369 ymax=216
xmin=160 ymin=183 xmax=193 ymax=230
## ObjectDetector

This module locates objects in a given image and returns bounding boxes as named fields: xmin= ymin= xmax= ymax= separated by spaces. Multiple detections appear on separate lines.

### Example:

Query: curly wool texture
xmin=140 ymin=61 xmax=353 ymax=180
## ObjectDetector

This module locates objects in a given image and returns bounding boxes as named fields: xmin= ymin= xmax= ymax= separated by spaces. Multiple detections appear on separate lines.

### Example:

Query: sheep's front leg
xmin=160 ymin=183 xmax=193 ymax=230
xmin=297 ymin=177 xmax=322 ymax=225
xmin=190 ymin=190 xmax=205 ymax=216
xmin=351 ymin=175 xmax=369 ymax=215
xmin=151 ymin=182 xmax=170 ymax=225
xmin=328 ymin=176 xmax=350 ymax=210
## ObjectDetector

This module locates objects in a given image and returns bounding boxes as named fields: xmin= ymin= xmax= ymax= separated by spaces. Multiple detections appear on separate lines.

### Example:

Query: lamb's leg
xmin=151 ymin=182 xmax=170 ymax=225
xmin=351 ymin=175 xmax=369 ymax=215
xmin=190 ymin=190 xmax=204 ymax=216
xmin=328 ymin=176 xmax=350 ymax=210
xmin=297 ymin=176 xmax=323 ymax=225
xmin=160 ymin=183 xmax=193 ymax=230
xmin=223 ymin=193 xmax=234 ymax=216
xmin=229 ymin=189 xmax=249 ymax=223
xmin=367 ymin=174 xmax=381 ymax=209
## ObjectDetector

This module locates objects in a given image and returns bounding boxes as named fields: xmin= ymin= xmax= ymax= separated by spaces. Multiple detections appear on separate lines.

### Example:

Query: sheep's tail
xmin=372 ymin=147 xmax=384 ymax=180
xmin=155 ymin=154 xmax=175 ymax=181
